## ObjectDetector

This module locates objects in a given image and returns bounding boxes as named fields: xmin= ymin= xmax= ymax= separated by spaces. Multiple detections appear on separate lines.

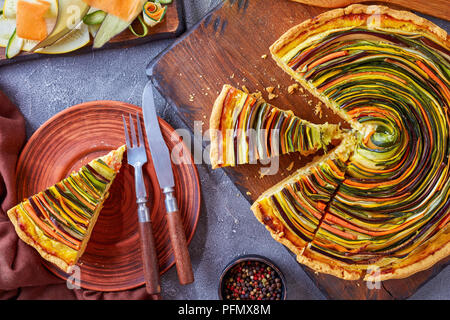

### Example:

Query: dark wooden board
xmin=0 ymin=0 xmax=185 ymax=66
xmin=148 ymin=0 xmax=450 ymax=299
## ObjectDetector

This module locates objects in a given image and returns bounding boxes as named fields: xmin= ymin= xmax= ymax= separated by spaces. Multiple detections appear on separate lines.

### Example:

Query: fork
xmin=123 ymin=112 xmax=161 ymax=295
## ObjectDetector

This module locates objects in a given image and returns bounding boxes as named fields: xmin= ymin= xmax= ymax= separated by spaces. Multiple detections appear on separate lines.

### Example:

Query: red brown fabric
xmin=0 ymin=90 xmax=155 ymax=300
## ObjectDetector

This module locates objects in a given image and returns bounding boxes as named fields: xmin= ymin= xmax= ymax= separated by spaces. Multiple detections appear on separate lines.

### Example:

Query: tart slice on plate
xmin=210 ymin=85 xmax=342 ymax=169
xmin=7 ymin=145 xmax=126 ymax=273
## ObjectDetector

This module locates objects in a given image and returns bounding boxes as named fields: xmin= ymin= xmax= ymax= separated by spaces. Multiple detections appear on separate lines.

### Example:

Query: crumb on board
xmin=189 ymin=94 xmax=194 ymax=102
xmin=288 ymin=83 xmax=299 ymax=94
xmin=259 ymin=169 xmax=267 ymax=179
xmin=246 ymin=191 xmax=252 ymax=196
xmin=314 ymin=102 xmax=323 ymax=119
xmin=268 ymin=93 xmax=278 ymax=100
xmin=261 ymin=54 xmax=267 ymax=59
xmin=268 ymin=93 xmax=277 ymax=100
xmin=265 ymin=86 xmax=278 ymax=100
xmin=230 ymin=73 xmax=235 ymax=79
xmin=251 ymin=90 xmax=262 ymax=100
xmin=266 ymin=86 xmax=275 ymax=94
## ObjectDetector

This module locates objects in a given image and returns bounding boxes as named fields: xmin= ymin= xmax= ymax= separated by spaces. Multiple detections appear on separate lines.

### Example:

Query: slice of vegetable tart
xmin=7 ymin=145 xmax=126 ymax=273
xmin=210 ymin=85 xmax=342 ymax=169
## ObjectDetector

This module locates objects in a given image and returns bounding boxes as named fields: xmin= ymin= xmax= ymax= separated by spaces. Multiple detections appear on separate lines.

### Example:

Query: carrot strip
xmin=321 ymin=222 xmax=358 ymax=240
xmin=327 ymin=160 xmax=345 ymax=177
xmin=285 ymin=184 xmax=322 ymax=220
xmin=311 ymin=168 xmax=326 ymax=187
xmin=416 ymin=60 xmax=450 ymax=101
xmin=317 ymin=201 xmax=327 ymax=212
xmin=307 ymin=51 xmax=348 ymax=70
xmin=325 ymin=212 xmax=424 ymax=237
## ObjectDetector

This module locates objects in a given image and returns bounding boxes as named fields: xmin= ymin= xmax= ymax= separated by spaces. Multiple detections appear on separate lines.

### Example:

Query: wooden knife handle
xmin=139 ymin=220 xmax=161 ymax=294
xmin=166 ymin=209 xmax=194 ymax=285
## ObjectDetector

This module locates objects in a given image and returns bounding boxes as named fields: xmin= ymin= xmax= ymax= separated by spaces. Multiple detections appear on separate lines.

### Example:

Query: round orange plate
xmin=15 ymin=101 xmax=201 ymax=292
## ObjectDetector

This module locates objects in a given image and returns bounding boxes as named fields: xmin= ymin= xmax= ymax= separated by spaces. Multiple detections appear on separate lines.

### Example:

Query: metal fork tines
xmin=122 ymin=112 xmax=161 ymax=295
xmin=123 ymin=113 xmax=148 ymax=212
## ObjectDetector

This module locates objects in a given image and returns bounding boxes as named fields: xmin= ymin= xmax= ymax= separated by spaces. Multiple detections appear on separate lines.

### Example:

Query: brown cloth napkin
xmin=0 ymin=90 xmax=156 ymax=300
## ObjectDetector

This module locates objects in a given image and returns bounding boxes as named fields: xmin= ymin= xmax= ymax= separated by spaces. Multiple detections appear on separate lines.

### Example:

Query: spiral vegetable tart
xmin=7 ymin=145 xmax=126 ymax=272
xmin=240 ymin=5 xmax=450 ymax=280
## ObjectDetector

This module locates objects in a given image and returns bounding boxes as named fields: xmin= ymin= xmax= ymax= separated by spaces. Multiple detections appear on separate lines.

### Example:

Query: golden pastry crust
xmin=264 ymin=5 xmax=450 ymax=281
xmin=366 ymin=227 xmax=450 ymax=281
xmin=251 ymin=200 xmax=308 ymax=258
xmin=209 ymin=85 xmax=232 ymax=169
xmin=7 ymin=206 xmax=75 ymax=272
xmin=270 ymin=4 xmax=449 ymax=55
xmin=298 ymin=247 xmax=363 ymax=280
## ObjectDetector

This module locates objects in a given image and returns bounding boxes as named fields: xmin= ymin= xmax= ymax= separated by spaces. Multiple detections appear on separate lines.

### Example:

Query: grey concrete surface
xmin=0 ymin=0 xmax=449 ymax=300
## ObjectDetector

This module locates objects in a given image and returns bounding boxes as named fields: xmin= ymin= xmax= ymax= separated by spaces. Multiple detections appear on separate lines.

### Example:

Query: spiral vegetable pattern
xmin=299 ymin=28 xmax=450 ymax=268
xmin=251 ymin=8 xmax=450 ymax=279
xmin=210 ymin=85 xmax=341 ymax=169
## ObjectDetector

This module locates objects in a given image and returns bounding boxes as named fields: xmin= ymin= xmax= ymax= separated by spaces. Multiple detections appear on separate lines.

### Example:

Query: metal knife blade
xmin=142 ymin=81 xmax=175 ymax=190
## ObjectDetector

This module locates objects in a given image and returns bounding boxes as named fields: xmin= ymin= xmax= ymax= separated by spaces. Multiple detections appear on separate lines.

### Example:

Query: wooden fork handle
xmin=138 ymin=203 xmax=161 ymax=295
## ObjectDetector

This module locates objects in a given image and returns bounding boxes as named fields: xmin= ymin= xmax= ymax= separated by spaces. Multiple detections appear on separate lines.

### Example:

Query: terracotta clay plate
xmin=15 ymin=101 xmax=201 ymax=292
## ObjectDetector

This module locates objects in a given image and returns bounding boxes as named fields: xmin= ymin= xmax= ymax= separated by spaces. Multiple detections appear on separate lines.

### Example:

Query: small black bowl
xmin=218 ymin=254 xmax=287 ymax=300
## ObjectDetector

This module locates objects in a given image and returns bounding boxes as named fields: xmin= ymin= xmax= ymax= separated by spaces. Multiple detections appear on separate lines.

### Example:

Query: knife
xmin=142 ymin=80 xmax=194 ymax=285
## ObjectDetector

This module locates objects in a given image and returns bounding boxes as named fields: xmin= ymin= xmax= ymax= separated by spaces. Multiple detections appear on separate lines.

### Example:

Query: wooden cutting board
xmin=148 ymin=0 xmax=450 ymax=299
xmin=0 ymin=0 xmax=184 ymax=66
